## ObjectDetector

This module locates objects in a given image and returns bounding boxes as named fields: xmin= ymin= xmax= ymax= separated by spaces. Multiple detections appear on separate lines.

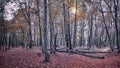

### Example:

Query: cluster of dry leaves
xmin=0 ymin=47 xmax=120 ymax=68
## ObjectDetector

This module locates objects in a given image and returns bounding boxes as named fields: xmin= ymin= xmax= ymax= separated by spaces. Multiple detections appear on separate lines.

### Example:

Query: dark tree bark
xmin=67 ymin=7 xmax=72 ymax=52
xmin=54 ymin=33 xmax=57 ymax=52
xmin=43 ymin=0 xmax=50 ymax=62
xmin=0 ymin=0 xmax=7 ymax=51
xmin=113 ymin=0 xmax=120 ymax=53
xmin=36 ymin=0 xmax=43 ymax=52
xmin=63 ymin=2 xmax=72 ymax=53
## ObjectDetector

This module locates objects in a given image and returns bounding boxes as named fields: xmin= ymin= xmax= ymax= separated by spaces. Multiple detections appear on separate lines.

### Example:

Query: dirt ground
xmin=0 ymin=47 xmax=120 ymax=68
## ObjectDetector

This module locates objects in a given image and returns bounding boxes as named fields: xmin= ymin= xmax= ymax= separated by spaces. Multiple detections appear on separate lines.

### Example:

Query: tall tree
xmin=73 ymin=0 xmax=77 ymax=48
xmin=43 ymin=0 xmax=50 ymax=62
xmin=62 ymin=1 xmax=72 ymax=52
xmin=36 ymin=0 xmax=43 ymax=52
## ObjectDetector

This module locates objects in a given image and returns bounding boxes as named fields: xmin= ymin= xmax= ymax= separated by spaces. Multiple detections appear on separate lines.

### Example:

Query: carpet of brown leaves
xmin=0 ymin=47 xmax=120 ymax=68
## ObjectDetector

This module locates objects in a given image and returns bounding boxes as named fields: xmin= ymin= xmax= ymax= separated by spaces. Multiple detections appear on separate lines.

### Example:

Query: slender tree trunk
xmin=48 ymin=0 xmax=55 ymax=53
xmin=113 ymin=0 xmax=120 ymax=53
xmin=63 ymin=2 xmax=72 ymax=52
xmin=28 ymin=12 xmax=32 ymax=48
xmin=1 ymin=0 xmax=7 ymax=51
xmin=54 ymin=33 xmax=57 ymax=51
xmin=43 ymin=0 xmax=50 ymax=62
xmin=88 ymin=15 xmax=93 ymax=49
xmin=63 ymin=3 xmax=68 ymax=51
xmin=73 ymin=0 xmax=77 ymax=47
xmin=67 ymin=8 xmax=72 ymax=51
xmin=36 ymin=0 xmax=43 ymax=52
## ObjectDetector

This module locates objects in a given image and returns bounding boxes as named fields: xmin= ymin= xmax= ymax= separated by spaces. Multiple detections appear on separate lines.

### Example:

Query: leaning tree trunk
xmin=100 ymin=0 xmax=113 ymax=51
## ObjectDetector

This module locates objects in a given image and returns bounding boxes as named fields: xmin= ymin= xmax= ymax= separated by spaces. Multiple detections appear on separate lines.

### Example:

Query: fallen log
xmin=56 ymin=50 xmax=67 ymax=53
xmin=57 ymin=50 xmax=105 ymax=59
xmin=75 ymin=50 xmax=110 ymax=54
xmin=72 ymin=51 xmax=105 ymax=59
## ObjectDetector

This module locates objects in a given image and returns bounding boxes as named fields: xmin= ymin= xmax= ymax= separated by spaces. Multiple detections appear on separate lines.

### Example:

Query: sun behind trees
xmin=0 ymin=0 xmax=120 ymax=68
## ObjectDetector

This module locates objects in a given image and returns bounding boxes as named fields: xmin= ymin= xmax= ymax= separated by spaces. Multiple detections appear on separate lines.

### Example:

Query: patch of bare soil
xmin=0 ymin=47 xmax=120 ymax=68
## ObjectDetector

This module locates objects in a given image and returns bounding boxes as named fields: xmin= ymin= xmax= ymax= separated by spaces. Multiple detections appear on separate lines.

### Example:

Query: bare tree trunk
xmin=73 ymin=0 xmax=77 ymax=47
xmin=1 ymin=0 xmax=7 ymax=51
xmin=48 ymin=0 xmax=55 ymax=53
xmin=63 ymin=2 xmax=72 ymax=52
xmin=36 ymin=0 xmax=43 ymax=52
xmin=63 ymin=3 xmax=68 ymax=51
xmin=54 ymin=33 xmax=57 ymax=51
xmin=67 ymin=7 xmax=72 ymax=52
xmin=113 ymin=0 xmax=120 ymax=53
xmin=43 ymin=0 xmax=50 ymax=62
xmin=100 ymin=0 xmax=113 ymax=51
xmin=88 ymin=15 xmax=93 ymax=49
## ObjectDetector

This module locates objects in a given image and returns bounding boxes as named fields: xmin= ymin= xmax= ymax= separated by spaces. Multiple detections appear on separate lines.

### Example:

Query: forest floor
xmin=0 ymin=47 xmax=120 ymax=68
